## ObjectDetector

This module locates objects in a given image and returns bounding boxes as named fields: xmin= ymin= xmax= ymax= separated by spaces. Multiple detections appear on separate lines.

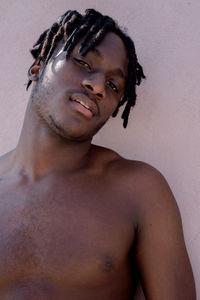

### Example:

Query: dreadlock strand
xmin=136 ymin=62 xmax=146 ymax=85
xmin=45 ymin=26 xmax=64 ymax=64
xmin=33 ymin=29 xmax=49 ymax=47
xmin=77 ymin=9 xmax=104 ymax=52
xmin=61 ymin=10 xmax=74 ymax=27
xmin=39 ymin=22 xmax=60 ymax=60
xmin=26 ymin=80 xmax=32 ymax=91
xmin=78 ymin=17 xmax=105 ymax=53
xmin=121 ymin=101 xmax=132 ymax=128
xmin=67 ymin=28 xmax=91 ymax=58
xmin=112 ymin=104 xmax=120 ymax=118
xmin=61 ymin=11 xmax=97 ymax=58
xmin=64 ymin=28 xmax=79 ymax=57
xmin=50 ymin=22 xmax=60 ymax=34
xmin=65 ymin=26 xmax=92 ymax=58
xmin=81 ymin=18 xmax=114 ymax=57
xmin=30 ymin=45 xmax=41 ymax=60
xmin=64 ymin=13 xmax=99 ymax=58
xmin=63 ymin=11 xmax=82 ymax=36
xmin=40 ymin=29 xmax=54 ymax=60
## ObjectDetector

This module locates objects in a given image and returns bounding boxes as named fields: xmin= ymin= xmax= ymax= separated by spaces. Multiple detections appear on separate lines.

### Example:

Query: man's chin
xmin=62 ymin=124 xmax=104 ymax=143
xmin=47 ymin=116 xmax=99 ymax=142
xmin=47 ymin=113 xmax=109 ymax=142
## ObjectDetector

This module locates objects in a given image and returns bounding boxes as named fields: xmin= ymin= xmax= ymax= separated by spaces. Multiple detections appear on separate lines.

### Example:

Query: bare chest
xmin=0 ymin=178 xmax=135 ymax=291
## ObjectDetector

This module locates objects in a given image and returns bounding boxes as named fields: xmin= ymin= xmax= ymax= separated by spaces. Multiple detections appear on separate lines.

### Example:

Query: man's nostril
xmin=84 ymin=83 xmax=103 ymax=98
xmin=96 ymin=93 xmax=103 ymax=98
xmin=86 ymin=84 xmax=93 ymax=91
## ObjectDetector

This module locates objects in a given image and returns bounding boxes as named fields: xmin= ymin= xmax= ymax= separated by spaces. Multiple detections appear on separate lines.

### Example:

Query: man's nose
xmin=82 ymin=75 xmax=105 ymax=99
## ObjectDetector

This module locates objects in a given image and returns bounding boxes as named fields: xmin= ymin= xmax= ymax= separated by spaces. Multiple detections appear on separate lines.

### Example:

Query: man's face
xmin=31 ymin=32 xmax=128 ymax=141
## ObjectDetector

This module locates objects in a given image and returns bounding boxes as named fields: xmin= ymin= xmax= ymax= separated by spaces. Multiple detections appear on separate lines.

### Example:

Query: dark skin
xmin=0 ymin=32 xmax=196 ymax=299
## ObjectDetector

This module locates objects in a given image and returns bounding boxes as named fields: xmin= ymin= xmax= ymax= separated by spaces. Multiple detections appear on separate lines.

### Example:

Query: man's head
xmin=27 ymin=9 xmax=145 ymax=140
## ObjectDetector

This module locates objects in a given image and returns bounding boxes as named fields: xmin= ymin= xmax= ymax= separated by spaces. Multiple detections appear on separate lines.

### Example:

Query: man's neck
xmin=8 ymin=103 xmax=93 ymax=182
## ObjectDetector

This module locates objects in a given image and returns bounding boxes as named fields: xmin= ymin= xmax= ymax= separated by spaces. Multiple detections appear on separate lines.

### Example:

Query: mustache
xmin=68 ymin=88 xmax=100 ymax=116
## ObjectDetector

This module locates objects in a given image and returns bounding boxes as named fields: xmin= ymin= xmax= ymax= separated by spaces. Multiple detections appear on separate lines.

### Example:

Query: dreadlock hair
xmin=28 ymin=8 xmax=145 ymax=128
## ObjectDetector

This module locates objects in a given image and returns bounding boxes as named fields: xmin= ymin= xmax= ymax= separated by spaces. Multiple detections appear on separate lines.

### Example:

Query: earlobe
xmin=28 ymin=58 xmax=44 ymax=82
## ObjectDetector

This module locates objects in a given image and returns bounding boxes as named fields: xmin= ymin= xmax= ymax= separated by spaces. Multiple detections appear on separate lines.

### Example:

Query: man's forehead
xmin=79 ymin=32 xmax=127 ymax=60
xmin=54 ymin=32 xmax=128 ymax=76
xmin=87 ymin=32 xmax=128 ymax=77
xmin=87 ymin=47 xmax=127 ymax=80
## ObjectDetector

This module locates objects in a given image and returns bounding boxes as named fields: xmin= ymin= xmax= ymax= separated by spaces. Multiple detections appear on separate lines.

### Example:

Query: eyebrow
xmin=88 ymin=48 xmax=126 ymax=81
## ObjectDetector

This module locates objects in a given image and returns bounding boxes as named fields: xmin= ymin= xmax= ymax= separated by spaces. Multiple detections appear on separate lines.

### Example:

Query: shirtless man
xmin=0 ymin=8 xmax=196 ymax=299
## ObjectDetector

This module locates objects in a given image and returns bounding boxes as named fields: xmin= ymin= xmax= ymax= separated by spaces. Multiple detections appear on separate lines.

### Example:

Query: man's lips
xmin=69 ymin=93 xmax=98 ymax=118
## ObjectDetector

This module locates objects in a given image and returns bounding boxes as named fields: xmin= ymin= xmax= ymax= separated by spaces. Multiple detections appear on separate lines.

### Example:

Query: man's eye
xmin=73 ymin=58 xmax=91 ymax=69
xmin=107 ymin=81 xmax=119 ymax=94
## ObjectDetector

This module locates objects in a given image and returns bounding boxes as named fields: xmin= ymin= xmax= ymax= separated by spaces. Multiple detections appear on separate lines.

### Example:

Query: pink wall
xmin=0 ymin=0 xmax=199 ymax=298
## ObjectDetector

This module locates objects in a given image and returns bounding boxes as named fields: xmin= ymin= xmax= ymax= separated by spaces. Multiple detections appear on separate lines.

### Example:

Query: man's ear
xmin=28 ymin=58 xmax=44 ymax=82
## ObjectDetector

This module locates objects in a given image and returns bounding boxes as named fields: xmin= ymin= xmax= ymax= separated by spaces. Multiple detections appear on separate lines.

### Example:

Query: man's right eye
xmin=73 ymin=58 xmax=91 ymax=70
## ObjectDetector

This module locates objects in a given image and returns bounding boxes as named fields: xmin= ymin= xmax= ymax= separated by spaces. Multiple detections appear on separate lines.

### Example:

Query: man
xmin=0 ymin=8 xmax=196 ymax=299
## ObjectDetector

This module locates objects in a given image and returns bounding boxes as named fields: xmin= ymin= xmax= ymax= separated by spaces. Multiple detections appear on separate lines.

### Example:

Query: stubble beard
xmin=29 ymin=77 xmax=110 ymax=143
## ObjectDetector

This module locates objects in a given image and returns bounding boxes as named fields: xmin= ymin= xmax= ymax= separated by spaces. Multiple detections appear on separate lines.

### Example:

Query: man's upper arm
xmin=134 ymin=167 xmax=196 ymax=299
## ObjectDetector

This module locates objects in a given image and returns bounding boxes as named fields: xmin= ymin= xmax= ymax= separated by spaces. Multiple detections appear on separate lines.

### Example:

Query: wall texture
xmin=0 ymin=0 xmax=199 ymax=298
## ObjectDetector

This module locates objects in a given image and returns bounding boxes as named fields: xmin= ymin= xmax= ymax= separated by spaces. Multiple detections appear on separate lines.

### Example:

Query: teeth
xmin=75 ymin=99 xmax=90 ymax=110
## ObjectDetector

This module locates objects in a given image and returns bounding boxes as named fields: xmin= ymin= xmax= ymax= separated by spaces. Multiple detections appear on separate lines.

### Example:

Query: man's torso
xmin=0 ymin=146 xmax=143 ymax=299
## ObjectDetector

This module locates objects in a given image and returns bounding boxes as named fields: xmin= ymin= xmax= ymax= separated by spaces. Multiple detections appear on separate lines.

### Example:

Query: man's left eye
xmin=73 ymin=58 xmax=91 ymax=69
xmin=107 ymin=81 xmax=119 ymax=94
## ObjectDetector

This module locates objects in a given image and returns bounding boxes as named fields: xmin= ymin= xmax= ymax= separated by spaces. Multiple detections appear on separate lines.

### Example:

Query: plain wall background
xmin=0 ymin=0 xmax=199 ymax=298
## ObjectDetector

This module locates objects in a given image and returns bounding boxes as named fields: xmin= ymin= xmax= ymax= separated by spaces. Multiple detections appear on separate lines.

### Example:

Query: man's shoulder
xmin=112 ymin=155 xmax=170 ymax=197
xmin=93 ymin=145 xmax=177 ymax=210
xmin=93 ymin=144 xmax=165 ymax=185
xmin=113 ymin=153 xmax=179 ymax=223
